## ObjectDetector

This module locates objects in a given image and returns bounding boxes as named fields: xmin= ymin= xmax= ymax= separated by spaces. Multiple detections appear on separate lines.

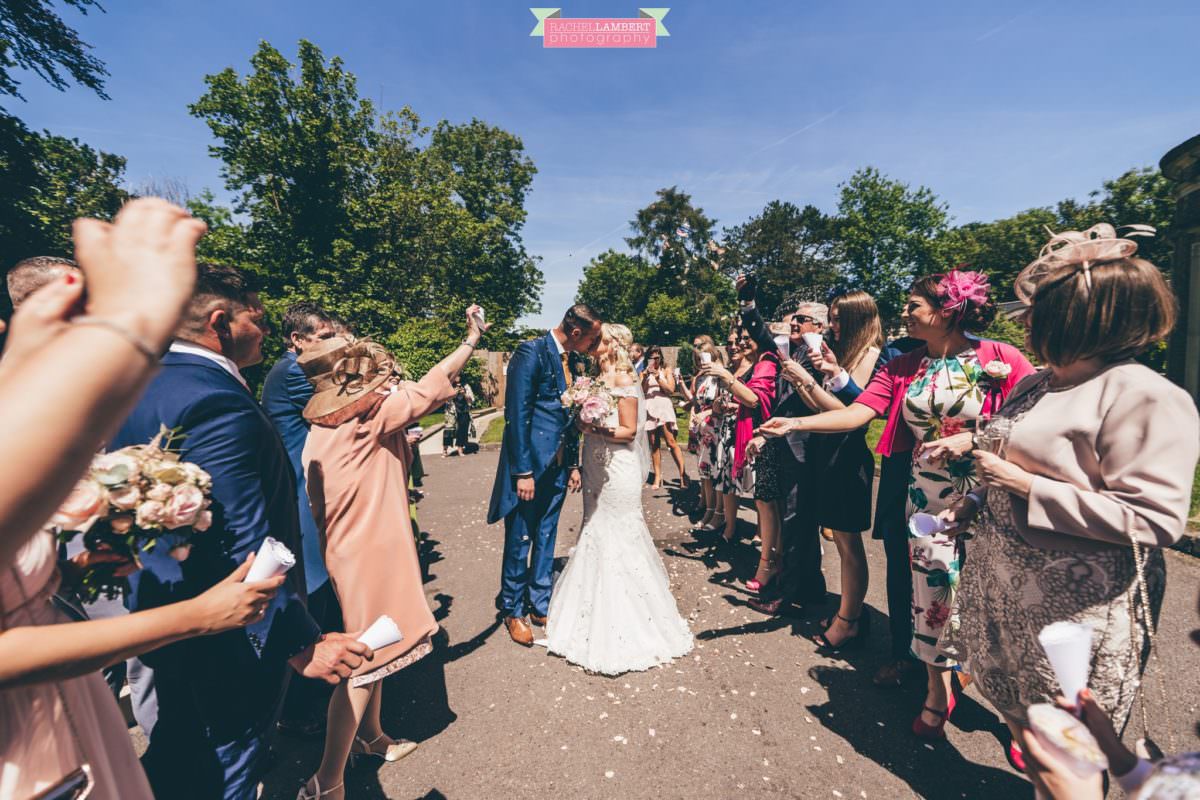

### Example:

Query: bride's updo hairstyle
xmin=601 ymin=323 xmax=635 ymax=375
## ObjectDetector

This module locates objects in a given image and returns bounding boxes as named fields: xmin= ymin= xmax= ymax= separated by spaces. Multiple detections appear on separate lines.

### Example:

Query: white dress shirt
xmin=169 ymin=340 xmax=249 ymax=391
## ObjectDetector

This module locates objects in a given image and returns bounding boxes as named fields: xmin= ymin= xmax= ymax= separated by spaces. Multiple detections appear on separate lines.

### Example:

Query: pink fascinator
xmin=1014 ymin=223 xmax=1155 ymax=304
xmin=936 ymin=269 xmax=991 ymax=312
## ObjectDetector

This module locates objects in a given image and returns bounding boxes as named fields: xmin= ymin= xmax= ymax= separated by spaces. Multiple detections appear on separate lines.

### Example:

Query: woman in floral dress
xmin=689 ymin=336 xmax=727 ymax=533
xmin=756 ymin=270 xmax=1034 ymax=740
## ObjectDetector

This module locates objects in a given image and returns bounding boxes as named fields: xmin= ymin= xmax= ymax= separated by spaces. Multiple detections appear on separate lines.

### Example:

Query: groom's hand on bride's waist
xmin=567 ymin=468 xmax=581 ymax=493
xmin=516 ymin=475 xmax=536 ymax=502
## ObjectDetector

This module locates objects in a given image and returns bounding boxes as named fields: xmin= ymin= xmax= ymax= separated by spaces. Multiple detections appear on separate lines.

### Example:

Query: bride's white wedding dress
xmin=544 ymin=385 xmax=693 ymax=675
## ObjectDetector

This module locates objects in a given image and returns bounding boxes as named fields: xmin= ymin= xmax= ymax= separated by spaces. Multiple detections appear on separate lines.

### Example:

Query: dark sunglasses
xmin=791 ymin=315 xmax=818 ymax=325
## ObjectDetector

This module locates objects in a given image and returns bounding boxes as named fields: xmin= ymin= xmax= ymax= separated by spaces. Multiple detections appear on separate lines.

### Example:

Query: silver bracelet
xmin=70 ymin=316 xmax=159 ymax=363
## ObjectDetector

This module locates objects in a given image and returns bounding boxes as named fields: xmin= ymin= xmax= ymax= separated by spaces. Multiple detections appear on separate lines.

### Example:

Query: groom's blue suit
xmin=488 ymin=331 xmax=579 ymax=618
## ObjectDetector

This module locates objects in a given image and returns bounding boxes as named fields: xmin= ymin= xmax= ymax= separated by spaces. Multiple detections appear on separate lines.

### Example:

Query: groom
xmin=488 ymin=303 xmax=602 ymax=646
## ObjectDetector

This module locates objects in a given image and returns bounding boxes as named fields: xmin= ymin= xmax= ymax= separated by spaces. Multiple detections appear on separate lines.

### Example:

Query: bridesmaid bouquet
xmin=561 ymin=378 xmax=616 ymax=425
xmin=51 ymin=425 xmax=214 ymax=601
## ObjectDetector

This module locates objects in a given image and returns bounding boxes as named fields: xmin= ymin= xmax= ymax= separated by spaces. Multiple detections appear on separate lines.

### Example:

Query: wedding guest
xmin=5 ymin=254 xmax=134 ymax=699
xmin=689 ymin=336 xmax=725 ymax=533
xmin=262 ymin=302 xmax=343 ymax=739
xmin=704 ymin=330 xmax=746 ymax=543
xmin=937 ymin=226 xmax=1199 ymax=767
xmin=756 ymin=270 xmax=1034 ymax=740
xmin=735 ymin=279 xmax=828 ymax=614
xmin=869 ymin=336 xmax=924 ymax=687
xmin=631 ymin=342 xmax=646 ymax=374
xmin=442 ymin=376 xmax=475 ymax=457
xmin=699 ymin=325 xmax=778 ymax=554
xmin=297 ymin=307 xmax=487 ymax=800
xmin=0 ymin=200 xmax=278 ymax=800
xmin=111 ymin=263 xmax=370 ymax=800
xmin=5 ymin=255 xmax=82 ymax=309
xmin=798 ymin=291 xmax=884 ymax=651
xmin=643 ymin=346 xmax=690 ymax=488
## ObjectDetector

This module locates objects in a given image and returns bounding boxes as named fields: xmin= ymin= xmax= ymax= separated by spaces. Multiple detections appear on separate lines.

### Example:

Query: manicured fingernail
xmin=65 ymin=274 xmax=77 ymax=285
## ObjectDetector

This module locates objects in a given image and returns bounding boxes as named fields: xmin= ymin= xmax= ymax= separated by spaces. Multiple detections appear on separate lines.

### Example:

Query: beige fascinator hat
xmin=298 ymin=336 xmax=397 ymax=421
xmin=1013 ymin=223 xmax=1156 ymax=304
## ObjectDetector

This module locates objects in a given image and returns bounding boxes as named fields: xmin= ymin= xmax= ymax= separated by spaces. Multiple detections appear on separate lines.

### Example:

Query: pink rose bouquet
xmin=560 ymin=377 xmax=617 ymax=426
xmin=51 ymin=425 xmax=214 ymax=601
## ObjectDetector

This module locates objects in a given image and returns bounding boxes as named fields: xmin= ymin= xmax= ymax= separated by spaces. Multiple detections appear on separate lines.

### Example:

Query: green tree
xmin=935 ymin=207 xmax=1059 ymax=301
xmin=617 ymin=186 xmax=735 ymax=343
xmin=190 ymin=40 xmax=544 ymax=375
xmin=0 ymin=0 xmax=107 ymax=102
xmin=0 ymin=116 xmax=126 ymax=276
xmin=836 ymin=167 xmax=949 ymax=325
xmin=574 ymin=249 xmax=657 ymax=340
xmin=720 ymin=200 xmax=843 ymax=317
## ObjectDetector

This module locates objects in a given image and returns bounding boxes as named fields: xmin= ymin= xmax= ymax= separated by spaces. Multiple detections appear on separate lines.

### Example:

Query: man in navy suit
xmin=487 ymin=304 xmax=602 ymax=646
xmin=112 ymin=265 xmax=370 ymax=800
xmin=261 ymin=302 xmax=342 ymax=738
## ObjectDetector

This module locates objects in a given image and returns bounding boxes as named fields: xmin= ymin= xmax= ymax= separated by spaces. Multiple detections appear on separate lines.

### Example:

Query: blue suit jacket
xmin=112 ymin=352 xmax=320 ymax=739
xmin=261 ymin=352 xmax=328 ymax=594
xmin=487 ymin=332 xmax=578 ymax=524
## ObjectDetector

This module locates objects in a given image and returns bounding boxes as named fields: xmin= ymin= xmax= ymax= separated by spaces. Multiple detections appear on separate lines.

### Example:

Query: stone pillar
xmin=1160 ymin=134 xmax=1200 ymax=405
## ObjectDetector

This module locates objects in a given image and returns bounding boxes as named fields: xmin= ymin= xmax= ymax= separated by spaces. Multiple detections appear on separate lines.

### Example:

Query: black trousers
xmin=772 ymin=440 xmax=826 ymax=605
xmin=873 ymin=451 xmax=914 ymax=660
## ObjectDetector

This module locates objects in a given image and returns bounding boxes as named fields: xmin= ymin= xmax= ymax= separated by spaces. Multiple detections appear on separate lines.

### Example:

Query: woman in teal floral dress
xmin=756 ymin=270 xmax=1034 ymax=740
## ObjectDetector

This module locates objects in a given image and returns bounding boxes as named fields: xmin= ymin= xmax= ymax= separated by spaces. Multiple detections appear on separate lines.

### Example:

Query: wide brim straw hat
xmin=298 ymin=336 xmax=397 ymax=421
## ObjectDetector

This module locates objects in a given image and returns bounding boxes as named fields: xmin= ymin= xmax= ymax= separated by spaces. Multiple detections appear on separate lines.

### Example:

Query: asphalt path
xmin=243 ymin=449 xmax=1198 ymax=800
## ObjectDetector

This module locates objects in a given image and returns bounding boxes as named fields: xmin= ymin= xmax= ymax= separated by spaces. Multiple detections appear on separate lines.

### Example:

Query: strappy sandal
xmin=349 ymin=733 xmax=418 ymax=766
xmin=812 ymin=613 xmax=870 ymax=652
xmin=297 ymin=776 xmax=343 ymax=800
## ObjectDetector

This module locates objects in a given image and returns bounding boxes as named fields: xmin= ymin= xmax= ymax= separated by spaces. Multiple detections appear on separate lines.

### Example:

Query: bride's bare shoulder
xmin=613 ymin=371 xmax=635 ymax=388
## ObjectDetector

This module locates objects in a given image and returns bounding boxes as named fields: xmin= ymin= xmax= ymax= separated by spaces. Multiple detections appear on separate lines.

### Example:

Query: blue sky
xmin=11 ymin=0 xmax=1199 ymax=326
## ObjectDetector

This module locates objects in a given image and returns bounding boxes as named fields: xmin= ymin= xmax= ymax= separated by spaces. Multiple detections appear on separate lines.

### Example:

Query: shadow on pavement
xmin=806 ymin=664 xmax=1026 ymax=798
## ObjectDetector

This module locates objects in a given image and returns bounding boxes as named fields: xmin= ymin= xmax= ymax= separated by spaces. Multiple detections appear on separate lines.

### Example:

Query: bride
xmin=543 ymin=323 xmax=693 ymax=675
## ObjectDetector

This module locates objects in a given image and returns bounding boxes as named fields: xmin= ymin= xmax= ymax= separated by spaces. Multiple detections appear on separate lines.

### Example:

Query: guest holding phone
xmin=642 ymin=346 xmax=690 ymax=489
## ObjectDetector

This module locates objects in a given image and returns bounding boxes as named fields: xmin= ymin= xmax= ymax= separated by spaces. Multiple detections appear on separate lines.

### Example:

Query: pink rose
xmin=146 ymin=484 xmax=172 ymax=503
xmin=51 ymin=479 xmax=108 ymax=532
xmin=192 ymin=509 xmax=213 ymax=533
xmin=91 ymin=452 xmax=140 ymax=487
xmin=108 ymin=484 xmax=142 ymax=511
xmin=162 ymin=484 xmax=205 ymax=530
xmin=135 ymin=500 xmax=165 ymax=529
xmin=579 ymin=396 xmax=610 ymax=424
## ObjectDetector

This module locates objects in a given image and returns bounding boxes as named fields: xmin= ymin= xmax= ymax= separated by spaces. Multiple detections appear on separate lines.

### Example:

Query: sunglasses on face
xmin=791 ymin=315 xmax=818 ymax=326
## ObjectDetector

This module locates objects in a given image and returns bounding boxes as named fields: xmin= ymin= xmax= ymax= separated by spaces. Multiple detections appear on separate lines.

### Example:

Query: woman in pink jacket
xmin=757 ymin=271 xmax=1035 ymax=745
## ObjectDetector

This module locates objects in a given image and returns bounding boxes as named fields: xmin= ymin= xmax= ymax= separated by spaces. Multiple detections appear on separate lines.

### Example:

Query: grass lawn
xmin=481 ymin=418 xmax=505 ymax=445
xmin=1192 ymin=460 xmax=1200 ymax=520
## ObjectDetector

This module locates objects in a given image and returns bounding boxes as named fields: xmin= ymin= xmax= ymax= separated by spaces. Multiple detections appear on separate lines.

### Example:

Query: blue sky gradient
xmin=11 ymin=0 xmax=1198 ymax=325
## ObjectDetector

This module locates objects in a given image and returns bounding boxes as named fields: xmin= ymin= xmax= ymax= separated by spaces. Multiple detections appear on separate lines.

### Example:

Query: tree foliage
xmin=836 ymin=167 xmax=950 ymax=325
xmin=0 ymin=0 xmax=108 ymax=102
xmin=720 ymin=200 xmax=843 ymax=317
xmin=189 ymin=40 xmax=543 ymax=378
xmin=578 ymin=186 xmax=734 ymax=344
xmin=0 ymin=114 xmax=126 ymax=299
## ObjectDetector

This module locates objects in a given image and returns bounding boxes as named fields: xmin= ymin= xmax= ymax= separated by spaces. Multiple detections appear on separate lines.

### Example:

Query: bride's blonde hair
xmin=601 ymin=323 xmax=635 ymax=375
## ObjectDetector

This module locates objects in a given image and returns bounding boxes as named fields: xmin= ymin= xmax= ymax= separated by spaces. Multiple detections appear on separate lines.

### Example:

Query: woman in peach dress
xmin=297 ymin=306 xmax=486 ymax=800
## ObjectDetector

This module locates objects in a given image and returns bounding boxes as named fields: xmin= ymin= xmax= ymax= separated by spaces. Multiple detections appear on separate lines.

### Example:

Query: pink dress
xmin=643 ymin=372 xmax=677 ymax=432
xmin=0 ymin=531 xmax=153 ymax=799
xmin=304 ymin=369 xmax=455 ymax=687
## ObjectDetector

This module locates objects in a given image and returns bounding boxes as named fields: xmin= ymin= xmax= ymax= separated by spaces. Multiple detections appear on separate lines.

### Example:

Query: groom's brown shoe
xmin=529 ymin=613 xmax=548 ymax=627
xmin=505 ymin=616 xmax=534 ymax=647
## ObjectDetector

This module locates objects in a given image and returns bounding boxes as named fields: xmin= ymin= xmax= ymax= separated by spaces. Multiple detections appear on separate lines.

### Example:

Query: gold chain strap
xmin=1126 ymin=534 xmax=1174 ymax=754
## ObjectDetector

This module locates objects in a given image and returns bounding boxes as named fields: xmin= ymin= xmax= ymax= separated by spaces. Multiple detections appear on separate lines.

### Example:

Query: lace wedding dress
xmin=544 ymin=385 xmax=693 ymax=675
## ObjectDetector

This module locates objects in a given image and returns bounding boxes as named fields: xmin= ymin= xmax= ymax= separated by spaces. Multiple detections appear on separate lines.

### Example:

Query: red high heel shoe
xmin=911 ymin=693 xmax=956 ymax=739
xmin=744 ymin=557 xmax=780 ymax=593
xmin=1006 ymin=740 xmax=1026 ymax=772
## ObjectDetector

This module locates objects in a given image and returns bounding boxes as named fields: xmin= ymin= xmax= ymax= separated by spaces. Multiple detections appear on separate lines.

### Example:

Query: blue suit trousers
xmin=500 ymin=466 xmax=567 ymax=618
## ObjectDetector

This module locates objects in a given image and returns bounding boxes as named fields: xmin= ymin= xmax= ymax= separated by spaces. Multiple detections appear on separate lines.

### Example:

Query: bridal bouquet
xmin=51 ymin=425 xmax=214 ymax=601
xmin=561 ymin=377 xmax=616 ymax=425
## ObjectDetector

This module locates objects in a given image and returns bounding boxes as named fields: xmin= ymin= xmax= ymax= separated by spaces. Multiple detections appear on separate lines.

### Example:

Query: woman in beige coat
xmin=297 ymin=306 xmax=487 ymax=800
